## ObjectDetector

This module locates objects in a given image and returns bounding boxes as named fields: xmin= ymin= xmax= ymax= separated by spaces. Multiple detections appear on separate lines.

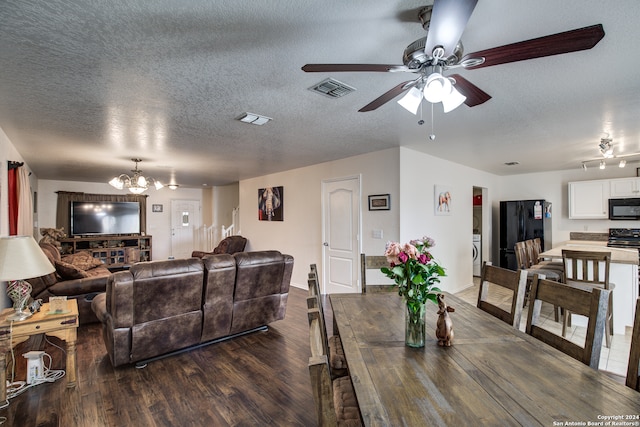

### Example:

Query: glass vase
xmin=405 ymin=302 xmax=426 ymax=348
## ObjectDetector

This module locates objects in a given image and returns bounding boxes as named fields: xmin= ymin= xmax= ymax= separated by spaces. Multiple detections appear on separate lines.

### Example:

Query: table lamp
xmin=0 ymin=236 xmax=55 ymax=321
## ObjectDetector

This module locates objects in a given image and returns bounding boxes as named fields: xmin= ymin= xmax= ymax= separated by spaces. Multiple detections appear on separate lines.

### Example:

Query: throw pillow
xmin=62 ymin=251 xmax=103 ymax=270
xmin=55 ymin=260 xmax=89 ymax=279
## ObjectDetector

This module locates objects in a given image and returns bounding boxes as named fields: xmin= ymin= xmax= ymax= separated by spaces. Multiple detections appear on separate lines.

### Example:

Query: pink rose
xmin=384 ymin=242 xmax=402 ymax=264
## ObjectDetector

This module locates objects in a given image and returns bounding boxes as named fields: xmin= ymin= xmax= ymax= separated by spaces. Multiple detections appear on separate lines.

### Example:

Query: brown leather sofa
xmin=91 ymin=250 xmax=293 ymax=367
xmin=191 ymin=235 xmax=247 ymax=258
xmin=27 ymin=242 xmax=111 ymax=324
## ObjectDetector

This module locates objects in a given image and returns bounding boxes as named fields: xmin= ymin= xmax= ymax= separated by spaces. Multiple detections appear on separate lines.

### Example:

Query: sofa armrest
xmin=106 ymin=270 xmax=135 ymax=329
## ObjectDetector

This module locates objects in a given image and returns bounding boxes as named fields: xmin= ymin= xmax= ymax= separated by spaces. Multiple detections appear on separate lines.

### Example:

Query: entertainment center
xmin=59 ymin=235 xmax=152 ymax=269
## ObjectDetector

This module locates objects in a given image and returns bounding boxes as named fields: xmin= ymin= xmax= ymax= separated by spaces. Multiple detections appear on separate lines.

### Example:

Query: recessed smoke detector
xmin=309 ymin=78 xmax=356 ymax=99
xmin=505 ymin=161 xmax=520 ymax=166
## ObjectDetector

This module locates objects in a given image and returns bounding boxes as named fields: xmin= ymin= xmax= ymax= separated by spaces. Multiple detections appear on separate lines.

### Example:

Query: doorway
xmin=472 ymin=186 xmax=486 ymax=277
xmin=321 ymin=176 xmax=361 ymax=294
xmin=170 ymin=199 xmax=201 ymax=259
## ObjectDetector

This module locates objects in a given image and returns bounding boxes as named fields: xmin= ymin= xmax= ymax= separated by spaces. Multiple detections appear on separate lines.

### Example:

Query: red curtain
xmin=8 ymin=166 xmax=18 ymax=235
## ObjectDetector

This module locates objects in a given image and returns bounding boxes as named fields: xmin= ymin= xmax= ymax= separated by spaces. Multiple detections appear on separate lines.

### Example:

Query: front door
xmin=170 ymin=199 xmax=201 ymax=259
xmin=322 ymin=176 xmax=361 ymax=294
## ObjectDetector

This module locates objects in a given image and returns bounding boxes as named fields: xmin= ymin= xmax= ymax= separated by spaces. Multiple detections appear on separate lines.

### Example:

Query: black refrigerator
xmin=499 ymin=200 xmax=552 ymax=270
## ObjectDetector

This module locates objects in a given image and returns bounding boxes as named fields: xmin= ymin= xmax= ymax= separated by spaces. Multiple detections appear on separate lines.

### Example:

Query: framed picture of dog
xmin=435 ymin=185 xmax=452 ymax=215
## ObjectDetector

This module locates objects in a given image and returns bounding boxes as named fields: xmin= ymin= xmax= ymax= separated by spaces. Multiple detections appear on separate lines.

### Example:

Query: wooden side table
xmin=0 ymin=299 xmax=79 ymax=401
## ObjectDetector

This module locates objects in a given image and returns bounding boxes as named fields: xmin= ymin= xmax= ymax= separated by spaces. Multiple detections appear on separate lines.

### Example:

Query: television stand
xmin=59 ymin=235 xmax=152 ymax=269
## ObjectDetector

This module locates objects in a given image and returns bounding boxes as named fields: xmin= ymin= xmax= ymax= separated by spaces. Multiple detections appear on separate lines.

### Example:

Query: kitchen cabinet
xmin=610 ymin=177 xmax=640 ymax=198
xmin=568 ymin=180 xmax=609 ymax=219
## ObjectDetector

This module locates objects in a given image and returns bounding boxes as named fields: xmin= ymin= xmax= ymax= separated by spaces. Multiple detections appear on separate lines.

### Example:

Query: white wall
xmin=399 ymin=147 xmax=500 ymax=293
xmin=239 ymin=148 xmax=400 ymax=290
xmin=37 ymin=179 xmax=205 ymax=260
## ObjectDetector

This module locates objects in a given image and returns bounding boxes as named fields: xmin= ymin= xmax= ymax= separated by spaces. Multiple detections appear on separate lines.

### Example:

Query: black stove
xmin=608 ymin=228 xmax=640 ymax=248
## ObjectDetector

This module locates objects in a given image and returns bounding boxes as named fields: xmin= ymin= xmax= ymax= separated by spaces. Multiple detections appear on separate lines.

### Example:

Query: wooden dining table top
xmin=329 ymin=292 xmax=640 ymax=427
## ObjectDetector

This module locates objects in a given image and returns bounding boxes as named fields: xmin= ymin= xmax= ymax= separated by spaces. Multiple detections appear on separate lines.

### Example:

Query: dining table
xmin=330 ymin=292 xmax=640 ymax=427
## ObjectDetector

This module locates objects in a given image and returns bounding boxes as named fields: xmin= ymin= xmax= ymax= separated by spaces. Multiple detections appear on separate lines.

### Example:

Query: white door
xmin=322 ymin=176 xmax=360 ymax=294
xmin=170 ymin=199 xmax=201 ymax=259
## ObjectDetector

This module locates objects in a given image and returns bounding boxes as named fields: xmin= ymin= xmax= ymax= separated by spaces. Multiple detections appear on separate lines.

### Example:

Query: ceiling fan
xmin=302 ymin=0 xmax=605 ymax=113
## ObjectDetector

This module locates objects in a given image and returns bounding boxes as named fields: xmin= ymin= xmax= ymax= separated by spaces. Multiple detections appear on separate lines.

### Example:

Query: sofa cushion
xmin=55 ymin=260 xmax=89 ymax=280
xmin=62 ymin=251 xmax=104 ymax=270
xmin=39 ymin=242 xmax=61 ymax=264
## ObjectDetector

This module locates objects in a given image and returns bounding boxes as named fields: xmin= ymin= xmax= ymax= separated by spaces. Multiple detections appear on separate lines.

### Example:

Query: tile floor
xmin=456 ymin=278 xmax=631 ymax=376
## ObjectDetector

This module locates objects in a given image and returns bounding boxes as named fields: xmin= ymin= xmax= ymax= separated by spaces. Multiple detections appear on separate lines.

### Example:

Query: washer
xmin=473 ymin=234 xmax=481 ymax=276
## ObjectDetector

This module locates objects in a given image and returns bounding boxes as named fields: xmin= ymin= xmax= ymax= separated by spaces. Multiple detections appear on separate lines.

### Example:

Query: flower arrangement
xmin=381 ymin=236 xmax=446 ymax=309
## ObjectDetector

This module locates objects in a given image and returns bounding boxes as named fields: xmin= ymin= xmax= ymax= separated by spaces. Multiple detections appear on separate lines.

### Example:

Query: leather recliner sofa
xmin=91 ymin=250 xmax=293 ymax=367
xmin=27 ymin=242 xmax=111 ymax=324
xmin=191 ymin=235 xmax=247 ymax=258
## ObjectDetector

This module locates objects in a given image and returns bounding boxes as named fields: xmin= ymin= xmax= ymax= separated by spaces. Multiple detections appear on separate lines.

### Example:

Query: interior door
xmin=170 ymin=199 xmax=201 ymax=259
xmin=322 ymin=176 xmax=360 ymax=294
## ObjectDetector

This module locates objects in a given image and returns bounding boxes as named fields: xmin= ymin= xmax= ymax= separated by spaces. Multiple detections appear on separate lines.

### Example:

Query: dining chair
xmin=561 ymin=250 xmax=614 ymax=348
xmin=307 ymin=307 xmax=362 ymax=427
xmin=361 ymin=253 xmax=395 ymax=293
xmin=601 ymin=297 xmax=640 ymax=390
xmin=625 ymin=297 xmax=640 ymax=390
xmin=515 ymin=240 xmax=563 ymax=318
xmin=526 ymin=274 xmax=610 ymax=369
xmin=307 ymin=264 xmax=347 ymax=378
xmin=477 ymin=261 xmax=528 ymax=329
xmin=528 ymin=238 xmax=564 ymax=272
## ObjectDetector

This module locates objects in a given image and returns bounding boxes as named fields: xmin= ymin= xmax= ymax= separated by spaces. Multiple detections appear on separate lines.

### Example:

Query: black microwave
xmin=609 ymin=198 xmax=640 ymax=220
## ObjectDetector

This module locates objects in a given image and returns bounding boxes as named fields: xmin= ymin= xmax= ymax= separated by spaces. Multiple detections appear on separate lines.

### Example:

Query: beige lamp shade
xmin=0 ymin=235 xmax=55 ymax=281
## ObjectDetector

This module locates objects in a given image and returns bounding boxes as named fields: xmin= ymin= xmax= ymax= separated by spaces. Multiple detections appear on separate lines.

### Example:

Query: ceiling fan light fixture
xmin=397 ymin=87 xmax=424 ymax=114
xmin=442 ymin=85 xmax=466 ymax=113
xmin=423 ymin=72 xmax=451 ymax=103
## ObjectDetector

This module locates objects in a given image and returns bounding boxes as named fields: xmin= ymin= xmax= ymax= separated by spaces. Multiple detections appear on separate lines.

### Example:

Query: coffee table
xmin=0 ymin=299 xmax=79 ymax=401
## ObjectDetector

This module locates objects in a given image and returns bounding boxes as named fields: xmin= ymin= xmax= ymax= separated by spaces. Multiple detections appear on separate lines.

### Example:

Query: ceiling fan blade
xmin=424 ymin=0 xmax=478 ymax=57
xmin=302 ymin=64 xmax=408 ymax=73
xmin=449 ymin=74 xmax=491 ymax=107
xmin=462 ymin=24 xmax=605 ymax=69
xmin=358 ymin=80 xmax=417 ymax=112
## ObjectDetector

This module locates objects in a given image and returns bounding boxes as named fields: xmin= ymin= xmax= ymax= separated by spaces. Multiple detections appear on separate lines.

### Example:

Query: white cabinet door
xmin=610 ymin=177 xmax=640 ymax=198
xmin=568 ymin=180 xmax=610 ymax=219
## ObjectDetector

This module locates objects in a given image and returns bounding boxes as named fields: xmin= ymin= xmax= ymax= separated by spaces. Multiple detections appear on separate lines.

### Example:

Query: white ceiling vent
xmin=309 ymin=78 xmax=356 ymax=99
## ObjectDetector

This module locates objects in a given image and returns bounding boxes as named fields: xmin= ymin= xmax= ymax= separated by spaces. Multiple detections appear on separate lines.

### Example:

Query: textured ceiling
xmin=1 ymin=0 xmax=640 ymax=188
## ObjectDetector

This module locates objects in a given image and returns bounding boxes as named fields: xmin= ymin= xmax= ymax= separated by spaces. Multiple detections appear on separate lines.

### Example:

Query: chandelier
xmin=108 ymin=158 xmax=163 ymax=194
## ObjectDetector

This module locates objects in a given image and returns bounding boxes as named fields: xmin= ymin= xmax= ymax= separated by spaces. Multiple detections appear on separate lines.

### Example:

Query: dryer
xmin=473 ymin=234 xmax=481 ymax=276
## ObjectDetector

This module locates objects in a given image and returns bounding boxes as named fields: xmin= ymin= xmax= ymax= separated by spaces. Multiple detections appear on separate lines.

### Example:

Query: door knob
xmin=323 ymin=242 xmax=329 ymax=246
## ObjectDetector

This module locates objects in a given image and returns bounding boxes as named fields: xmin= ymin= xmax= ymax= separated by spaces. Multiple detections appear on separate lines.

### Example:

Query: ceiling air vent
xmin=309 ymin=78 xmax=356 ymax=99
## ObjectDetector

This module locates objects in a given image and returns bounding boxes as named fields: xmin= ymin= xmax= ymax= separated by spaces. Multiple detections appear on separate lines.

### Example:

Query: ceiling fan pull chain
xmin=429 ymin=103 xmax=436 ymax=141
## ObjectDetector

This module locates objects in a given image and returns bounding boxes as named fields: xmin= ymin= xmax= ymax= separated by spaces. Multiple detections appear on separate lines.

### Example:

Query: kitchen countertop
xmin=540 ymin=240 xmax=639 ymax=265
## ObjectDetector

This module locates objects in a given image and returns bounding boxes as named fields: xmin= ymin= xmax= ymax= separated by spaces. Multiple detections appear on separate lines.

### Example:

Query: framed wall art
xmin=435 ymin=185 xmax=452 ymax=215
xmin=368 ymin=194 xmax=390 ymax=211
xmin=258 ymin=186 xmax=284 ymax=221
xmin=152 ymin=204 xmax=163 ymax=213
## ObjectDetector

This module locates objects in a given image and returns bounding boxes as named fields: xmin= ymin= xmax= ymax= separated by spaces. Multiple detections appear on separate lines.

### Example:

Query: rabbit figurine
xmin=435 ymin=293 xmax=455 ymax=347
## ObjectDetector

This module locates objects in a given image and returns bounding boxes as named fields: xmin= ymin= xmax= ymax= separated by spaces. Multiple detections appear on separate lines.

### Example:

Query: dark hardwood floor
xmin=0 ymin=287 xmax=316 ymax=427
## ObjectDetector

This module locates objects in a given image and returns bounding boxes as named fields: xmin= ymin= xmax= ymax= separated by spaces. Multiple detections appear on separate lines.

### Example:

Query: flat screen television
xmin=70 ymin=201 xmax=141 ymax=236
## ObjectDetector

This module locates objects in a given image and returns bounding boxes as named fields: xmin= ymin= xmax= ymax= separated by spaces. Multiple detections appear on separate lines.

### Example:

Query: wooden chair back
xmin=525 ymin=274 xmax=610 ymax=369
xmin=514 ymin=241 xmax=531 ymax=269
xmin=361 ymin=254 xmax=395 ymax=293
xmin=308 ymin=306 xmax=362 ymax=426
xmin=477 ymin=261 xmax=528 ymax=329
xmin=561 ymin=250 xmax=611 ymax=288
xmin=307 ymin=265 xmax=330 ymax=358
xmin=626 ymin=297 xmax=640 ymax=390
